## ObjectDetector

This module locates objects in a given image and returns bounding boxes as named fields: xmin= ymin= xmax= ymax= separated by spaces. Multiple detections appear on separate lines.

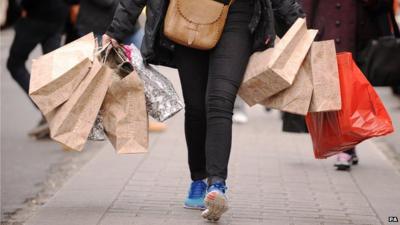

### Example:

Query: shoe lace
xmin=208 ymin=182 xmax=227 ymax=193
xmin=189 ymin=180 xmax=206 ymax=198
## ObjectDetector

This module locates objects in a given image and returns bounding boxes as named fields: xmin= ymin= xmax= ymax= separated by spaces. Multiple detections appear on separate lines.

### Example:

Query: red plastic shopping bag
xmin=305 ymin=52 xmax=394 ymax=159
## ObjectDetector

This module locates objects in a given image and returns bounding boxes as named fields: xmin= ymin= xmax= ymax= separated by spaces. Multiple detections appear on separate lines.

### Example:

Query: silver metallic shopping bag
xmin=128 ymin=44 xmax=184 ymax=122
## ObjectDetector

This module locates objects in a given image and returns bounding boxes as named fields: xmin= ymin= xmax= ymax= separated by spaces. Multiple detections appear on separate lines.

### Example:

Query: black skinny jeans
xmin=7 ymin=18 xmax=63 ymax=95
xmin=174 ymin=0 xmax=254 ymax=184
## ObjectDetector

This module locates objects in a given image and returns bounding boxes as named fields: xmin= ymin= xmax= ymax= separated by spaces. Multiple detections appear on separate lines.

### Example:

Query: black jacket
xmin=107 ymin=0 xmax=304 ymax=67
xmin=76 ymin=0 xmax=121 ymax=35
xmin=21 ymin=0 xmax=73 ymax=23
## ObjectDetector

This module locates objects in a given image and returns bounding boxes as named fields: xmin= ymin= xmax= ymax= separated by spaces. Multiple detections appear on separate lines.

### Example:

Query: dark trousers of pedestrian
xmin=7 ymin=18 xmax=63 ymax=95
xmin=174 ymin=0 xmax=255 ymax=185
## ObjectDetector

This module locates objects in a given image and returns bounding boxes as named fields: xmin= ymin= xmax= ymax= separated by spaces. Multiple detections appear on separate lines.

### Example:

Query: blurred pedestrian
xmin=103 ymin=0 xmax=305 ymax=221
xmin=394 ymin=0 xmax=400 ymax=95
xmin=299 ymin=0 xmax=399 ymax=170
xmin=396 ymin=0 xmax=400 ymax=23
xmin=0 ymin=0 xmax=21 ymax=30
xmin=0 ymin=0 xmax=8 ymax=27
xmin=6 ymin=0 xmax=75 ymax=139
xmin=75 ymin=0 xmax=119 ymax=37
xmin=64 ymin=3 xmax=80 ymax=44
xmin=74 ymin=0 xmax=142 ymax=43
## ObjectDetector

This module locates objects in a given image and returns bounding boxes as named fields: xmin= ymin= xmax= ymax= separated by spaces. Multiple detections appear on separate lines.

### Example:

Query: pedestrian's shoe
xmin=184 ymin=180 xmax=207 ymax=210
xmin=201 ymin=182 xmax=228 ymax=222
xmin=232 ymin=110 xmax=248 ymax=124
xmin=28 ymin=118 xmax=50 ymax=140
xmin=352 ymin=153 xmax=359 ymax=165
xmin=334 ymin=152 xmax=355 ymax=170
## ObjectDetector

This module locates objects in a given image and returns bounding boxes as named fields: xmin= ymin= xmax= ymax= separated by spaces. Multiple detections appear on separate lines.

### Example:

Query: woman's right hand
xmin=102 ymin=34 xmax=118 ymax=47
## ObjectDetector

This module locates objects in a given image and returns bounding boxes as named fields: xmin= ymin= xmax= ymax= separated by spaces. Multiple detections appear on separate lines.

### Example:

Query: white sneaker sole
xmin=201 ymin=191 xmax=228 ymax=222
xmin=183 ymin=204 xmax=205 ymax=210
xmin=28 ymin=124 xmax=50 ymax=139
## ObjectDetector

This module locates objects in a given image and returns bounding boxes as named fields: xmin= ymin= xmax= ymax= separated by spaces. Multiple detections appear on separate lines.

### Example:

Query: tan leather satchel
xmin=164 ymin=0 xmax=232 ymax=50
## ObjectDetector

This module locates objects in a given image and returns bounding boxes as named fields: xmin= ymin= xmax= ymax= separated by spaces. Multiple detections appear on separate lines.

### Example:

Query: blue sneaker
xmin=202 ymin=182 xmax=229 ymax=221
xmin=184 ymin=180 xmax=207 ymax=210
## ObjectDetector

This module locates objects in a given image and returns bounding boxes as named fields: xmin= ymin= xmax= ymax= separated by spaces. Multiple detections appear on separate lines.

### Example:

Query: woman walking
xmin=299 ymin=0 xmax=399 ymax=170
xmin=103 ymin=0 xmax=304 ymax=221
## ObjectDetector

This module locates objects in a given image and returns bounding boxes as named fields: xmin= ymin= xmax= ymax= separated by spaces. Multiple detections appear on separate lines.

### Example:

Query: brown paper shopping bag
xmin=102 ymin=71 xmax=149 ymax=154
xmin=46 ymin=57 xmax=112 ymax=151
xmin=30 ymin=33 xmax=95 ymax=115
xmin=308 ymin=41 xmax=341 ymax=112
xmin=261 ymin=51 xmax=313 ymax=115
xmin=239 ymin=18 xmax=317 ymax=106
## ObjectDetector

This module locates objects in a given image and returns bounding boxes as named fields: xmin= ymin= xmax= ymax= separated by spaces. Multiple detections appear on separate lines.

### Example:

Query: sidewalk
xmin=24 ymin=68 xmax=400 ymax=225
